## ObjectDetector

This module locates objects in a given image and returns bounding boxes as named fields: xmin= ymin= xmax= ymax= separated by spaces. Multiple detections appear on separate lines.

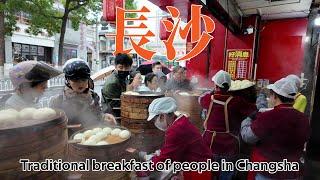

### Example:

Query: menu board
xmin=225 ymin=49 xmax=253 ymax=79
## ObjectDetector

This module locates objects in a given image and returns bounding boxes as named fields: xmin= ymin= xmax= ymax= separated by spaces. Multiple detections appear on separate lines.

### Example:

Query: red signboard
xmin=160 ymin=17 xmax=173 ymax=40
xmin=225 ymin=49 xmax=253 ymax=79
xmin=103 ymin=0 xmax=123 ymax=22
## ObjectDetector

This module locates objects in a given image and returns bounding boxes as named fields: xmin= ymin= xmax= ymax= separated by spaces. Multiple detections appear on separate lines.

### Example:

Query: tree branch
xmin=68 ymin=0 xmax=89 ymax=12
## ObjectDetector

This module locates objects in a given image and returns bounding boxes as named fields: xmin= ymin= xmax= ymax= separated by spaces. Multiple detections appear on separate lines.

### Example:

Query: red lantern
xmin=103 ymin=0 xmax=124 ymax=22
xmin=160 ymin=17 xmax=173 ymax=40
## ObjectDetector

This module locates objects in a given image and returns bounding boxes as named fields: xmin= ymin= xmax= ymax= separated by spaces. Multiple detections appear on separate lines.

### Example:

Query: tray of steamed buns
xmin=71 ymin=126 xmax=131 ymax=146
xmin=0 ymin=107 xmax=61 ymax=130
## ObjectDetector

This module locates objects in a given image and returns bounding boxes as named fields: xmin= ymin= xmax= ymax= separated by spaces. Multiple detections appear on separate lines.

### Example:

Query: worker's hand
xmin=155 ymin=150 xmax=161 ymax=156
xmin=126 ymin=147 xmax=141 ymax=161
xmin=104 ymin=113 xmax=117 ymax=125
xmin=126 ymin=147 xmax=137 ymax=153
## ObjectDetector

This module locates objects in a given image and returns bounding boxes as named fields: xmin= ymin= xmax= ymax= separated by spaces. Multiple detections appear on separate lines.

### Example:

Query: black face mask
xmin=117 ymin=70 xmax=130 ymax=80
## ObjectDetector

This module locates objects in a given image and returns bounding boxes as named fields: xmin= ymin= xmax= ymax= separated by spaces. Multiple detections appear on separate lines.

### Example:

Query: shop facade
xmin=12 ymin=43 xmax=52 ymax=64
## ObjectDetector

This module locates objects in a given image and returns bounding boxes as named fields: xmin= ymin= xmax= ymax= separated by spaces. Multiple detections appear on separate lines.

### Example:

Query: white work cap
xmin=286 ymin=74 xmax=301 ymax=88
xmin=212 ymin=70 xmax=231 ymax=88
xmin=267 ymin=78 xmax=298 ymax=99
xmin=147 ymin=97 xmax=177 ymax=121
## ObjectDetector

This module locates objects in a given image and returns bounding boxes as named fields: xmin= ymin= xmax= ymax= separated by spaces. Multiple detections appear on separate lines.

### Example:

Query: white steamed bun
xmin=32 ymin=108 xmax=56 ymax=120
xmin=96 ymin=141 xmax=109 ymax=145
xmin=111 ymin=128 xmax=121 ymax=136
xmin=119 ymin=130 xmax=130 ymax=139
xmin=0 ymin=109 xmax=19 ymax=122
xmin=19 ymin=108 xmax=37 ymax=120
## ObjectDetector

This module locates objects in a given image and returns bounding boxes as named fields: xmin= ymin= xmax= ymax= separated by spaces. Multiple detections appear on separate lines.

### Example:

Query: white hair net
xmin=212 ymin=70 xmax=231 ymax=88
xmin=147 ymin=97 xmax=177 ymax=121
xmin=267 ymin=78 xmax=298 ymax=99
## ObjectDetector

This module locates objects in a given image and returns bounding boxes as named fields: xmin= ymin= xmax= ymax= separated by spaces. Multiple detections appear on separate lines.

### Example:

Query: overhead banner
xmin=225 ymin=49 xmax=253 ymax=79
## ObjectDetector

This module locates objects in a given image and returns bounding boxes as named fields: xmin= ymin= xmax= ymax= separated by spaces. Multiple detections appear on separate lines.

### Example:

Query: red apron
xmin=202 ymin=95 xmax=240 ymax=178
xmin=203 ymin=95 xmax=240 ymax=152
xmin=247 ymin=148 xmax=268 ymax=180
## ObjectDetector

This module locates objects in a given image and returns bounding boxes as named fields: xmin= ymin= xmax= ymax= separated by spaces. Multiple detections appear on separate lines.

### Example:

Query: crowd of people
xmin=3 ymin=53 xmax=310 ymax=180
xmin=101 ymin=53 xmax=193 ymax=119
xmin=131 ymin=70 xmax=310 ymax=180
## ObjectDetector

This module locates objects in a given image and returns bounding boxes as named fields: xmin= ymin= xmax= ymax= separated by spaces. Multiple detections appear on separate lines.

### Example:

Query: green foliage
xmin=2 ymin=0 xmax=137 ymax=37
xmin=125 ymin=0 xmax=137 ymax=19
xmin=1 ymin=0 xmax=101 ymax=36
xmin=27 ymin=0 xmax=61 ymax=36
xmin=1 ymin=0 xmax=30 ymax=36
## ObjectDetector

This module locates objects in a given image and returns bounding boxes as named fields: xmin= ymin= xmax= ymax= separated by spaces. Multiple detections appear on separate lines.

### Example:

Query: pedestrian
xmin=5 ymin=61 xmax=61 ymax=110
xmin=101 ymin=53 xmax=133 ymax=119
xmin=50 ymin=58 xmax=116 ymax=136
xmin=126 ymin=71 xmax=143 ymax=92
xmin=155 ymin=71 xmax=167 ymax=93
xmin=241 ymin=78 xmax=310 ymax=180
xmin=165 ymin=66 xmax=193 ymax=92
xmin=199 ymin=70 xmax=257 ymax=180
xmin=138 ymin=73 xmax=159 ymax=92
xmin=152 ymin=61 xmax=163 ymax=74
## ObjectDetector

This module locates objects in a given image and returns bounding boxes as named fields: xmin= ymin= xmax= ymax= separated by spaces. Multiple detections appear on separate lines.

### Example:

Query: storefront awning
xmin=11 ymin=34 xmax=55 ymax=47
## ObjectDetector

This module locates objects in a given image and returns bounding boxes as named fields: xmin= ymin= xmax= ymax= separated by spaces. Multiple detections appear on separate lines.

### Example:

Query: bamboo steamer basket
xmin=121 ymin=92 xmax=165 ymax=153
xmin=0 ymin=109 xmax=68 ymax=179
xmin=68 ymin=126 xmax=132 ymax=180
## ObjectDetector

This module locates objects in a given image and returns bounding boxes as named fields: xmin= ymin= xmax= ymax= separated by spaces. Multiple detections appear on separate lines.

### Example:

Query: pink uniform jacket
xmin=152 ymin=115 xmax=212 ymax=164
xmin=136 ymin=115 xmax=213 ymax=179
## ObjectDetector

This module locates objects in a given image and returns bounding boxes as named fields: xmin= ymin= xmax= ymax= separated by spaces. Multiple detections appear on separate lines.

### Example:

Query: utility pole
xmin=95 ymin=15 xmax=100 ymax=72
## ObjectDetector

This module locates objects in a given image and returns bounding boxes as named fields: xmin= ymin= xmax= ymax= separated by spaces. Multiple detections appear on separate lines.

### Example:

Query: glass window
xmin=30 ymin=46 xmax=37 ymax=55
xmin=12 ymin=43 xmax=51 ymax=63
xmin=63 ymin=48 xmax=77 ymax=62
xmin=71 ymin=49 xmax=77 ymax=58
xmin=13 ymin=43 xmax=21 ymax=55
xmin=22 ymin=52 xmax=29 ymax=59
xmin=109 ymin=40 xmax=115 ymax=51
xmin=38 ymin=47 xmax=44 ymax=56
xmin=26 ymin=55 xmax=37 ymax=61
xmin=22 ymin=44 xmax=29 ymax=52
